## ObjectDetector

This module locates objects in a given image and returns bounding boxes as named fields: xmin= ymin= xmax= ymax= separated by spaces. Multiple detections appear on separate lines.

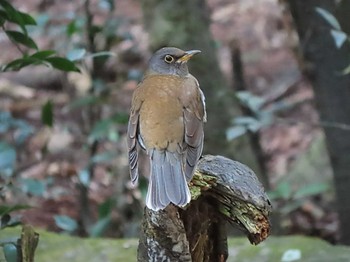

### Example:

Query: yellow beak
xmin=176 ymin=50 xmax=201 ymax=63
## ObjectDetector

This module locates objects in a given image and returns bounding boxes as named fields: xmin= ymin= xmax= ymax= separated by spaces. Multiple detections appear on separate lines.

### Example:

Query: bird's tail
xmin=146 ymin=149 xmax=191 ymax=211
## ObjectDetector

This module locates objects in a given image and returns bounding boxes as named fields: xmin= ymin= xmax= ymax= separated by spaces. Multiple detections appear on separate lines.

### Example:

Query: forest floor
xmin=1 ymin=0 xmax=337 ymax=243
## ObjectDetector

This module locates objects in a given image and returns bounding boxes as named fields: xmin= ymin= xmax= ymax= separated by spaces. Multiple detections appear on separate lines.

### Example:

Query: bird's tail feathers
xmin=129 ymin=149 xmax=139 ymax=184
xmin=146 ymin=150 xmax=191 ymax=211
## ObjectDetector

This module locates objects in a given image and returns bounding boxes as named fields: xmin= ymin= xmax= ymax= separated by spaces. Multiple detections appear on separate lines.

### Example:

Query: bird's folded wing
xmin=183 ymin=87 xmax=206 ymax=181
xmin=127 ymin=91 xmax=143 ymax=183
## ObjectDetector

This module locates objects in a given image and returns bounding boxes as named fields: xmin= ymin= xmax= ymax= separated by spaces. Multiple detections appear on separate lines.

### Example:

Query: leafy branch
xmin=0 ymin=0 xmax=79 ymax=72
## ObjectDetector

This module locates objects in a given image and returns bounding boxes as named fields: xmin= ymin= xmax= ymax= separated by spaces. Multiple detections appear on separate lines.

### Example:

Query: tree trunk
xmin=229 ymin=41 xmax=270 ymax=190
xmin=336 ymin=0 xmax=350 ymax=35
xmin=287 ymin=0 xmax=350 ymax=245
xmin=137 ymin=155 xmax=272 ymax=261
xmin=140 ymin=0 xmax=261 ymax=175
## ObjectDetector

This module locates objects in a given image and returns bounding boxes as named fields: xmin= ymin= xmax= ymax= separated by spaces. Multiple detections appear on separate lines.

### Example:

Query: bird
xmin=127 ymin=47 xmax=206 ymax=211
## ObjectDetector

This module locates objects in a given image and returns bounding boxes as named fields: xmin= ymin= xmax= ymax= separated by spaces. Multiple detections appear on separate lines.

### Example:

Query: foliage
xmin=228 ymin=6 xmax=350 ymax=142
xmin=53 ymin=198 xmax=116 ymax=237
xmin=0 ymin=0 xmax=79 ymax=72
xmin=268 ymin=180 xmax=330 ymax=215
xmin=51 ymin=0 xmax=130 ymax=237
xmin=315 ymin=6 xmax=350 ymax=74
xmin=7 ymin=0 xmax=136 ymax=240
xmin=226 ymin=91 xmax=273 ymax=140
xmin=226 ymin=69 xmax=332 ymax=227
xmin=0 ymin=1 xmax=83 ymax=260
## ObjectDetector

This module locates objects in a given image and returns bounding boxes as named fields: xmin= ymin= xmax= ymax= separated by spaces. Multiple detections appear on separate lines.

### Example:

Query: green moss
xmin=0 ymin=227 xmax=137 ymax=262
xmin=190 ymin=171 xmax=217 ymax=200
xmin=227 ymin=236 xmax=350 ymax=262
xmin=1 ymin=228 xmax=350 ymax=262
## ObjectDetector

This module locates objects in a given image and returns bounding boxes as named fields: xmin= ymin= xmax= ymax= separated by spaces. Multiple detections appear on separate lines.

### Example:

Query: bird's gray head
xmin=146 ymin=47 xmax=201 ymax=77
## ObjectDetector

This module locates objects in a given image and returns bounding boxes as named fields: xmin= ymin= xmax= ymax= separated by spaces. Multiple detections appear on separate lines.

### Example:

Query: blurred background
xmin=1 ymin=0 xmax=350 ymax=248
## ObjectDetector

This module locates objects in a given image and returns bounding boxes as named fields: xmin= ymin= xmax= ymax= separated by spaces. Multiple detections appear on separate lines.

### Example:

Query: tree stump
xmin=137 ymin=155 xmax=272 ymax=262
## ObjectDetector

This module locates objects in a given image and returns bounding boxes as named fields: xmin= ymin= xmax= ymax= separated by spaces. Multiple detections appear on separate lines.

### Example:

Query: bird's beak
xmin=176 ymin=50 xmax=201 ymax=63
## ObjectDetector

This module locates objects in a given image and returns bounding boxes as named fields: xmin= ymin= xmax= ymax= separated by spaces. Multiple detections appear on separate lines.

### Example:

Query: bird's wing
xmin=127 ymin=90 xmax=143 ymax=184
xmin=183 ymin=82 xmax=206 ymax=181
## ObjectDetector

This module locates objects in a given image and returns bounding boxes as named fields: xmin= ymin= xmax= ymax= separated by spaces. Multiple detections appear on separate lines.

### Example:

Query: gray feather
xmin=183 ymin=109 xmax=204 ymax=181
xmin=146 ymin=150 xmax=191 ymax=211
xmin=127 ymin=112 xmax=140 ymax=184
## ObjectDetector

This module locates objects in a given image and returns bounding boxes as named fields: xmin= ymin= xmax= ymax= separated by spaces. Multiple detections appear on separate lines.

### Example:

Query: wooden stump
xmin=137 ymin=155 xmax=272 ymax=262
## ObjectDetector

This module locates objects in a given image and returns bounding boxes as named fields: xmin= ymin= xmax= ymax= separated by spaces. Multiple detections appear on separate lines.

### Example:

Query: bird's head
xmin=146 ymin=47 xmax=201 ymax=77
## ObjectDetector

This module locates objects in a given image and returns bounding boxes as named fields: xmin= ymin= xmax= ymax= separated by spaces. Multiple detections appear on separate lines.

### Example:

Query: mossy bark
xmin=137 ymin=155 xmax=272 ymax=261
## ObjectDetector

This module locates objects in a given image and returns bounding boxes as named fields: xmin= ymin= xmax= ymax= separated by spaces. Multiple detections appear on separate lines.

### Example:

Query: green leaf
xmin=0 ymin=204 xmax=32 ymax=216
xmin=108 ymin=130 xmax=119 ymax=142
xmin=67 ymin=95 xmax=100 ymax=110
xmin=294 ymin=183 xmax=330 ymax=199
xmin=110 ymin=113 xmax=129 ymax=124
xmin=65 ymin=17 xmax=85 ymax=36
xmin=3 ymin=243 xmax=18 ymax=262
xmin=66 ymin=48 xmax=86 ymax=61
xmin=0 ymin=0 xmax=18 ymax=19
xmin=16 ymin=11 xmax=36 ymax=25
xmin=45 ymin=57 xmax=80 ymax=72
xmin=66 ymin=20 xmax=77 ymax=36
xmin=98 ymin=198 xmax=115 ymax=218
xmin=0 ymin=10 xmax=6 ymax=26
xmin=0 ymin=0 xmax=36 ymax=35
xmin=0 ymin=111 xmax=11 ymax=133
xmin=90 ymin=152 xmax=116 ymax=164
xmin=0 ymin=214 xmax=21 ymax=229
xmin=315 ymin=7 xmax=341 ymax=30
xmin=1 ymin=214 xmax=10 ymax=228
xmin=0 ymin=112 xmax=33 ymax=144
xmin=30 ymin=50 xmax=56 ymax=59
xmin=35 ymin=13 xmax=49 ymax=27
xmin=226 ymin=126 xmax=247 ymax=140
xmin=2 ymin=57 xmax=41 ymax=71
xmin=88 ymin=216 xmax=111 ymax=237
xmin=330 ymin=29 xmax=348 ymax=49
xmin=21 ymin=179 xmax=46 ymax=196
xmin=233 ymin=116 xmax=258 ymax=126
xmin=268 ymin=181 xmax=292 ymax=200
xmin=0 ymin=9 xmax=10 ymax=22
xmin=54 ymin=215 xmax=77 ymax=232
xmin=88 ymin=119 xmax=112 ymax=143
xmin=341 ymin=64 xmax=350 ymax=75
xmin=280 ymin=199 xmax=304 ymax=215
xmin=13 ymin=124 xmax=33 ymax=145
xmin=78 ymin=169 xmax=90 ymax=187
xmin=236 ymin=91 xmax=265 ymax=113
xmin=41 ymin=100 xmax=53 ymax=127
xmin=5 ymin=30 xmax=38 ymax=49
xmin=98 ymin=0 xmax=114 ymax=11
xmin=0 ymin=142 xmax=16 ymax=172
xmin=87 ymin=51 xmax=116 ymax=60
xmin=232 ymin=116 xmax=266 ymax=132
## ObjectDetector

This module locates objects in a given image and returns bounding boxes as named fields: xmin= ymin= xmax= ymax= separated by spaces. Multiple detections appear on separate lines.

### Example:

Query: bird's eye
xmin=164 ymin=55 xmax=174 ymax=63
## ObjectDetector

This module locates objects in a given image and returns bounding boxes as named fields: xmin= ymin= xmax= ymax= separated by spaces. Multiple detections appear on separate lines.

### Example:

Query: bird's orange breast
xmin=136 ymin=75 xmax=197 ymax=152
